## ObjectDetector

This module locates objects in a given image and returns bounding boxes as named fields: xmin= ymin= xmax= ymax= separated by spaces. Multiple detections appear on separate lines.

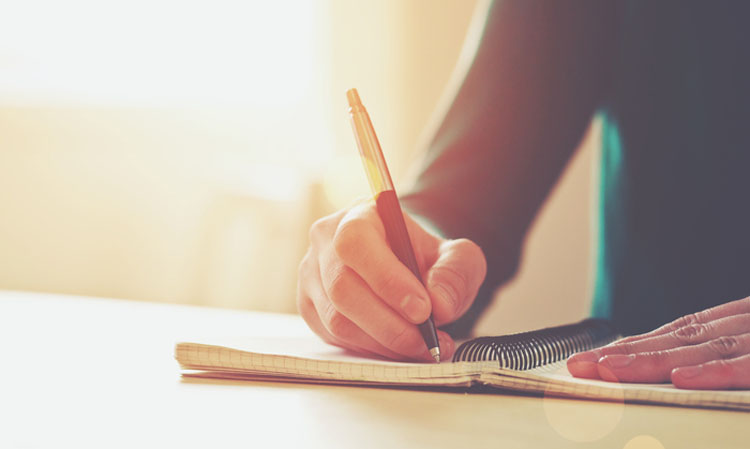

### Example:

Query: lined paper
xmin=484 ymin=363 xmax=750 ymax=411
xmin=175 ymin=338 xmax=750 ymax=411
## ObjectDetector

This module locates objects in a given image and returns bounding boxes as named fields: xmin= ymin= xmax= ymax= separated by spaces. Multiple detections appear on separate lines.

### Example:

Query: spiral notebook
xmin=175 ymin=319 xmax=750 ymax=411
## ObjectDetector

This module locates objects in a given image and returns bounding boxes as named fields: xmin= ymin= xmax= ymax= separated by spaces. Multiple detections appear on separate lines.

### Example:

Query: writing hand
xmin=297 ymin=201 xmax=486 ymax=361
xmin=568 ymin=297 xmax=750 ymax=389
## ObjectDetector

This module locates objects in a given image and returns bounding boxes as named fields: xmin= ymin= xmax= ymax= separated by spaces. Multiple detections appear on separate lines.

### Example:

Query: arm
xmin=402 ymin=0 xmax=617 ymax=337
xmin=296 ymin=0 xmax=616 ymax=361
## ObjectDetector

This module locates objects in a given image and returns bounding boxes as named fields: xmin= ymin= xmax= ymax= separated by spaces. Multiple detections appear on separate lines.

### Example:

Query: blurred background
xmin=0 ymin=0 xmax=596 ymax=335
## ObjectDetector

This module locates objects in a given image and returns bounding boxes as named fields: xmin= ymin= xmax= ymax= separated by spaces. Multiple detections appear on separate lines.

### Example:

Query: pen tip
xmin=346 ymin=88 xmax=361 ymax=107
xmin=429 ymin=347 xmax=441 ymax=363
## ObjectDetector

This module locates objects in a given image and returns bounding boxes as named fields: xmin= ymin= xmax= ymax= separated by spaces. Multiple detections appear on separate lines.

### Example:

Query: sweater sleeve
xmin=401 ymin=0 xmax=616 ymax=337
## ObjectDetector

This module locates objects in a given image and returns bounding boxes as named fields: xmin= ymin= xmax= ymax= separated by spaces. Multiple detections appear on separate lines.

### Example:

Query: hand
xmin=297 ymin=201 xmax=486 ymax=362
xmin=567 ymin=297 xmax=750 ymax=389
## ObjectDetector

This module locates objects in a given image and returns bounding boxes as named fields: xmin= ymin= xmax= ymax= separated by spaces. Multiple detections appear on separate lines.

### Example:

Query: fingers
xmin=299 ymin=202 xmax=476 ymax=362
xmin=298 ymin=292 xmax=408 ymax=360
xmin=317 ymin=258 xmax=440 ymax=360
xmin=567 ymin=304 xmax=750 ymax=389
xmin=299 ymin=238 xmax=456 ymax=361
xmin=672 ymin=354 xmax=750 ymax=390
xmin=332 ymin=204 xmax=434 ymax=324
xmin=307 ymin=286 xmax=455 ymax=362
xmin=424 ymin=239 xmax=487 ymax=326
xmin=616 ymin=297 xmax=750 ymax=344
xmin=568 ymin=313 xmax=750 ymax=377
xmin=591 ymin=333 xmax=750 ymax=383
xmin=297 ymin=249 xmax=395 ymax=358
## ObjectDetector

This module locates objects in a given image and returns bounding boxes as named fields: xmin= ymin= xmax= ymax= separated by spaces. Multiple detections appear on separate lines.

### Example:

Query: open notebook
xmin=175 ymin=319 xmax=750 ymax=411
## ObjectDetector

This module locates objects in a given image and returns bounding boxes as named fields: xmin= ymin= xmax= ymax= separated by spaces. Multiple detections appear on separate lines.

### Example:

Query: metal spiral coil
xmin=452 ymin=319 xmax=618 ymax=370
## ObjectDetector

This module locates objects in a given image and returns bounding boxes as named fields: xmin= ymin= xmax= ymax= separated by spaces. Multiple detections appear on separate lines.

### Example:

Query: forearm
xmin=402 ymin=0 xmax=617 ymax=337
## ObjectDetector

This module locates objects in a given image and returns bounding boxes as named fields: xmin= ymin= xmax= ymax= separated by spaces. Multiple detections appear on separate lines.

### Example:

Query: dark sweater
xmin=402 ymin=0 xmax=750 ymax=338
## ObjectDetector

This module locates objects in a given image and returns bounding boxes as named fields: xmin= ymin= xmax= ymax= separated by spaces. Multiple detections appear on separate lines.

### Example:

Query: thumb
xmin=424 ymin=239 xmax=486 ymax=325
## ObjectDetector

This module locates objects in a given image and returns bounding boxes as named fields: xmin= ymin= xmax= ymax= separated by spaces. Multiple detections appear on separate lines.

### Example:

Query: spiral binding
xmin=452 ymin=319 xmax=618 ymax=370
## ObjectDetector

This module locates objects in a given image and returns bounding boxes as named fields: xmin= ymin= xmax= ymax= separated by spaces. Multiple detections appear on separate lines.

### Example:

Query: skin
xmin=297 ymin=202 xmax=749 ymax=389
xmin=296 ymin=201 xmax=486 ymax=362
xmin=567 ymin=297 xmax=750 ymax=390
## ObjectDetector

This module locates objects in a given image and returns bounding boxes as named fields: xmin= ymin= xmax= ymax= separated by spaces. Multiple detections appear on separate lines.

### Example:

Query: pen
xmin=346 ymin=88 xmax=441 ymax=363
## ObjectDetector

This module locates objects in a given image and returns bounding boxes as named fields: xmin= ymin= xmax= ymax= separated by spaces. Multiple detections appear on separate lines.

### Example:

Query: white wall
xmin=0 ymin=0 xmax=596 ymax=335
xmin=0 ymin=1 xmax=481 ymax=313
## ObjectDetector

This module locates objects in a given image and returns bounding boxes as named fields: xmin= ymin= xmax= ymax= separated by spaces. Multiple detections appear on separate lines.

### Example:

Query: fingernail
xmin=431 ymin=283 xmax=457 ymax=313
xmin=568 ymin=351 xmax=599 ymax=364
xmin=567 ymin=351 xmax=602 ymax=379
xmin=400 ymin=295 xmax=427 ymax=322
xmin=674 ymin=365 xmax=703 ymax=379
xmin=601 ymin=354 xmax=636 ymax=369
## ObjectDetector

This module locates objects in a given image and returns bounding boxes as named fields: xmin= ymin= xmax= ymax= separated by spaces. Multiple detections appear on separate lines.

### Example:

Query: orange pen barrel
xmin=346 ymin=88 xmax=395 ymax=196
xmin=346 ymin=88 xmax=441 ymax=362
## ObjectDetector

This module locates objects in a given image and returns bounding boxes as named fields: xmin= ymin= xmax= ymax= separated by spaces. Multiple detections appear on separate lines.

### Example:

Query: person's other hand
xmin=297 ymin=201 xmax=486 ymax=362
xmin=567 ymin=297 xmax=750 ymax=389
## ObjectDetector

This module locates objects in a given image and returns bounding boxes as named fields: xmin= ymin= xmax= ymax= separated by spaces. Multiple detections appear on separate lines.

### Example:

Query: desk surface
xmin=0 ymin=291 xmax=745 ymax=449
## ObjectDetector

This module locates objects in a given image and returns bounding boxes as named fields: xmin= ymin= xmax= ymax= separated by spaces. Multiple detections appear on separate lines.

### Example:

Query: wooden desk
xmin=0 ymin=291 xmax=745 ymax=448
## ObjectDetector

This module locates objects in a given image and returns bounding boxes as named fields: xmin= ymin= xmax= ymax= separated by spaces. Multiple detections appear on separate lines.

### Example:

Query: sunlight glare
xmin=0 ymin=0 xmax=318 ymax=107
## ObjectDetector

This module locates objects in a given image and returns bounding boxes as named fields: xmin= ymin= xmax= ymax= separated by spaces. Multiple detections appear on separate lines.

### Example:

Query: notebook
xmin=174 ymin=319 xmax=750 ymax=411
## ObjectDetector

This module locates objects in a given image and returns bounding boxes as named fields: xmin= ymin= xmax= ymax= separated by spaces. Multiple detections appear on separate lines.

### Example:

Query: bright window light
xmin=0 ymin=0 xmax=319 ymax=107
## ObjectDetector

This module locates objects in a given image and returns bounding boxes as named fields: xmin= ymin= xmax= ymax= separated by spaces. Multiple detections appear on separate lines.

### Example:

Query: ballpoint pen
xmin=346 ymin=88 xmax=441 ymax=363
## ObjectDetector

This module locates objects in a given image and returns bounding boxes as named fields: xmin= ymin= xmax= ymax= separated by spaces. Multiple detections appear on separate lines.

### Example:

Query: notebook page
xmin=175 ymin=337 xmax=750 ymax=410
xmin=175 ymin=338 xmax=491 ymax=386
xmin=478 ymin=362 xmax=750 ymax=411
